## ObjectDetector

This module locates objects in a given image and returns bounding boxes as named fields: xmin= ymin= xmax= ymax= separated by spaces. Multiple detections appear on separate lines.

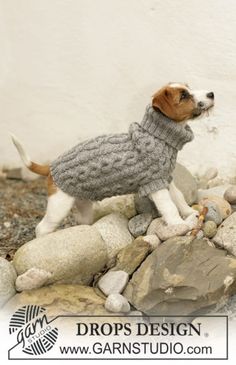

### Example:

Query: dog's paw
xmin=184 ymin=212 xmax=199 ymax=229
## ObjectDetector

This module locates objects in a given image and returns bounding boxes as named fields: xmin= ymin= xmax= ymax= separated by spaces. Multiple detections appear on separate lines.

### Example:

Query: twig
xmin=191 ymin=207 xmax=208 ymax=237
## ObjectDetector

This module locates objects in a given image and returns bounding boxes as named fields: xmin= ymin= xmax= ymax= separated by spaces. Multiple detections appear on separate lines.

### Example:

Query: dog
xmin=11 ymin=83 xmax=214 ymax=237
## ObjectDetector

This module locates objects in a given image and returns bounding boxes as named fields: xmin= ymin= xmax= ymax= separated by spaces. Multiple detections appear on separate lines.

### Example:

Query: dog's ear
xmin=152 ymin=88 xmax=170 ymax=115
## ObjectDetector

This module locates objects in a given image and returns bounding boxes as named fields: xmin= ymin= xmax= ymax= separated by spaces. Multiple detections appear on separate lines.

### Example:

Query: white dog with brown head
xmin=11 ymin=83 xmax=214 ymax=237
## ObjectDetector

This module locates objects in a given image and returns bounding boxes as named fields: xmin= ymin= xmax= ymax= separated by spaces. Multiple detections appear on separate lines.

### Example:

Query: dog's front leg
xmin=169 ymin=182 xmax=196 ymax=218
xmin=149 ymin=189 xmax=186 ymax=226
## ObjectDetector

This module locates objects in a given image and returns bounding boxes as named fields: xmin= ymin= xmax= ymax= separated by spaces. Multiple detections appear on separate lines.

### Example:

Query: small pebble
xmin=146 ymin=218 xmax=190 ymax=241
xmin=196 ymin=230 xmax=204 ymax=239
xmin=224 ymin=186 xmax=236 ymax=205
xmin=201 ymin=201 xmax=222 ymax=226
xmin=200 ymin=196 xmax=231 ymax=220
xmin=3 ymin=222 xmax=11 ymax=228
xmin=192 ymin=204 xmax=203 ymax=213
xmin=204 ymin=167 xmax=218 ymax=181
xmin=105 ymin=293 xmax=130 ymax=313
xmin=98 ymin=270 xmax=129 ymax=296
xmin=142 ymin=234 xmax=161 ymax=250
xmin=128 ymin=213 xmax=152 ymax=238
xmin=207 ymin=177 xmax=225 ymax=188
xmin=203 ymin=221 xmax=217 ymax=238
xmin=16 ymin=268 xmax=52 ymax=291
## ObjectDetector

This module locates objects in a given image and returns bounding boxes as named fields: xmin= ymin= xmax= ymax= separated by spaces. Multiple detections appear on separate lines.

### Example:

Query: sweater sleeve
xmin=138 ymin=176 xmax=173 ymax=197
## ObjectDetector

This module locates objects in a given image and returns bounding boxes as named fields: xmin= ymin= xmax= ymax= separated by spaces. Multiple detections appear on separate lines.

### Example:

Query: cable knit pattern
xmin=50 ymin=105 xmax=194 ymax=201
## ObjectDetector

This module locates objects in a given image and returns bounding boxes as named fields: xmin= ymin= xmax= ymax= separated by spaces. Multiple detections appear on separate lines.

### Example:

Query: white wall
xmin=0 ymin=0 xmax=236 ymax=178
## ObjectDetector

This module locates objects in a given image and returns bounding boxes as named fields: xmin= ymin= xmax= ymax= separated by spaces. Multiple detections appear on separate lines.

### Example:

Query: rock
xmin=199 ymin=196 xmax=232 ymax=220
xmin=204 ymin=167 xmax=218 ymax=181
xmin=232 ymin=205 xmax=236 ymax=213
xmin=105 ymin=294 xmax=130 ymax=313
xmin=191 ymin=204 xmax=203 ymax=213
xmin=203 ymin=221 xmax=217 ymax=238
xmin=0 ymin=168 xmax=6 ymax=180
xmin=111 ymin=236 xmax=151 ymax=275
xmin=134 ymin=194 xmax=159 ymax=217
xmin=207 ymin=177 xmax=225 ymax=188
xmin=224 ymin=186 xmax=236 ymax=204
xmin=16 ymin=268 xmax=52 ymax=292
xmin=5 ymin=167 xmax=22 ymax=180
xmin=213 ymin=294 xmax=236 ymax=320
xmin=3 ymin=284 xmax=110 ymax=316
xmin=98 ymin=271 xmax=129 ymax=296
xmin=93 ymin=213 xmax=133 ymax=265
xmin=201 ymin=201 xmax=222 ymax=226
xmin=3 ymin=222 xmax=11 ymax=228
xmin=198 ymin=185 xmax=232 ymax=200
xmin=124 ymin=237 xmax=236 ymax=315
xmin=196 ymin=230 xmax=204 ymax=239
xmin=142 ymin=235 xmax=161 ymax=250
xmin=0 ymin=258 xmax=17 ymax=307
xmin=213 ymin=212 xmax=236 ymax=256
xmin=13 ymin=225 xmax=107 ymax=286
xmin=93 ymin=194 xmax=136 ymax=222
xmin=173 ymin=163 xmax=198 ymax=205
xmin=147 ymin=218 xmax=189 ymax=241
xmin=197 ymin=168 xmax=219 ymax=190
xmin=128 ymin=213 xmax=152 ymax=238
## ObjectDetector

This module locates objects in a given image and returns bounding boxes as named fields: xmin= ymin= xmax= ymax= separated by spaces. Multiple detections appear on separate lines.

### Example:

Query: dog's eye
xmin=180 ymin=91 xmax=189 ymax=101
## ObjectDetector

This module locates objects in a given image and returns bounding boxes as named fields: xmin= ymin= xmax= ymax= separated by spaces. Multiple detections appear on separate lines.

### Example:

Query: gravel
xmin=0 ymin=177 xmax=78 ymax=259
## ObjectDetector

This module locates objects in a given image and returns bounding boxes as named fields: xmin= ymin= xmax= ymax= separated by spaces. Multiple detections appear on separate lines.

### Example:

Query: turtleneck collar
xmin=140 ymin=104 xmax=194 ymax=150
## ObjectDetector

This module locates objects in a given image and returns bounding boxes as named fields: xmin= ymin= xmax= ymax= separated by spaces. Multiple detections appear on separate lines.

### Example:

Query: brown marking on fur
xmin=29 ymin=162 xmax=50 ymax=176
xmin=47 ymin=172 xmax=58 ymax=196
xmin=152 ymin=85 xmax=197 ymax=122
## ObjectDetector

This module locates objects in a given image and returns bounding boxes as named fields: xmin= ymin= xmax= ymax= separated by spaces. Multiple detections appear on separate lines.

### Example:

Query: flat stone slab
xmin=124 ymin=237 xmax=236 ymax=315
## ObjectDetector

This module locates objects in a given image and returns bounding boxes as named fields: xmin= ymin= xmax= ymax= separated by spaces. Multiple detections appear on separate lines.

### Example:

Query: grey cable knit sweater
xmin=50 ymin=105 xmax=194 ymax=201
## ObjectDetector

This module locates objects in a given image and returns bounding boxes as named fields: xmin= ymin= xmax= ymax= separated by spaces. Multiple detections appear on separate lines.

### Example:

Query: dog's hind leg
xmin=36 ymin=188 xmax=75 ymax=237
xmin=75 ymin=199 xmax=94 ymax=225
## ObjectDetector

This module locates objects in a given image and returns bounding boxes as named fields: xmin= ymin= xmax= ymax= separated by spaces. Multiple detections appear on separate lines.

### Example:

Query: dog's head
xmin=152 ymin=83 xmax=214 ymax=122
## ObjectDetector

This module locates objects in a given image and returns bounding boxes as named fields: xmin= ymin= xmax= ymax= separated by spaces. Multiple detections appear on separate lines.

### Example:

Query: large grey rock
xmin=213 ymin=212 xmax=236 ymax=256
xmin=0 ymin=258 xmax=17 ymax=307
xmin=173 ymin=163 xmax=198 ymax=205
xmin=13 ymin=225 xmax=108 ymax=286
xmin=128 ymin=213 xmax=152 ymax=238
xmin=124 ymin=237 xmax=236 ymax=315
xmin=93 ymin=213 xmax=133 ymax=265
xmin=93 ymin=194 xmax=136 ymax=222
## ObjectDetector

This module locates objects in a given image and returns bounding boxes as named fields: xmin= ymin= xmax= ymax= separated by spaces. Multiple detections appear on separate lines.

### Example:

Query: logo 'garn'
xmin=9 ymin=305 xmax=58 ymax=355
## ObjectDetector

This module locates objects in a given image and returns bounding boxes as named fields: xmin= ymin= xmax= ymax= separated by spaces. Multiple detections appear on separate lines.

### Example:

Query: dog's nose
xmin=206 ymin=92 xmax=214 ymax=99
xmin=198 ymin=101 xmax=205 ymax=108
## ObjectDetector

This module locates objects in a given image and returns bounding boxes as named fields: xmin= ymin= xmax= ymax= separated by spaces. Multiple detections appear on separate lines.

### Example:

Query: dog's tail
xmin=10 ymin=133 xmax=50 ymax=177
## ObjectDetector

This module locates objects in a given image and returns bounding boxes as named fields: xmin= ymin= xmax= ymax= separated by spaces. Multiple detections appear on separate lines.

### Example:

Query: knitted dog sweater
xmin=50 ymin=105 xmax=194 ymax=201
